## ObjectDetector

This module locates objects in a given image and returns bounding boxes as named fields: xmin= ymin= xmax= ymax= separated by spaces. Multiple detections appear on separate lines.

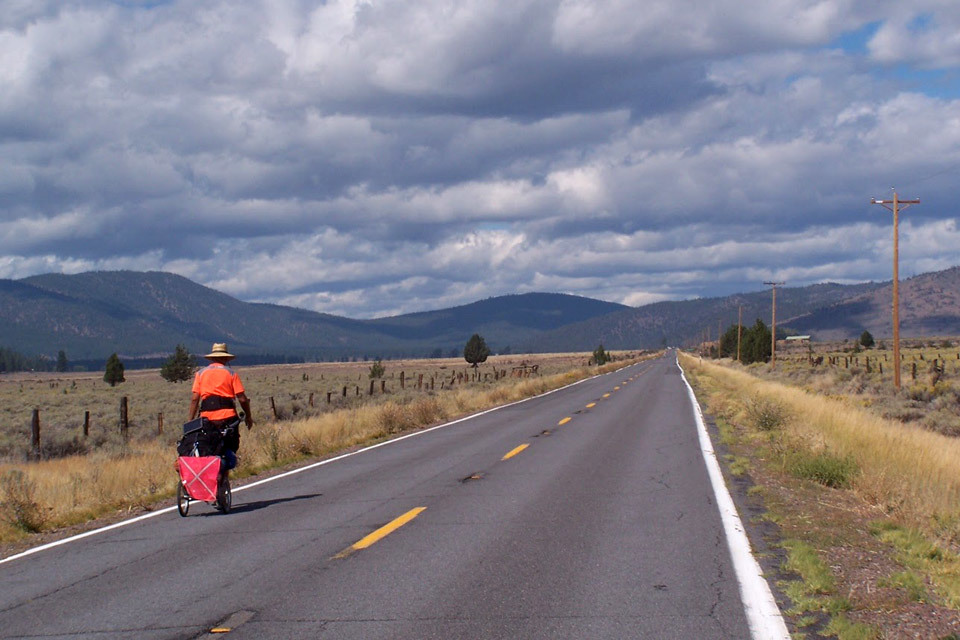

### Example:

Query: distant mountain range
xmin=0 ymin=271 xmax=626 ymax=362
xmin=3 ymin=267 xmax=960 ymax=363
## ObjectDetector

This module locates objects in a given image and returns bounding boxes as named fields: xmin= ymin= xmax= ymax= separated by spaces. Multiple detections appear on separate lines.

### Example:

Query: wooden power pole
xmin=763 ymin=281 xmax=785 ymax=368
xmin=718 ymin=318 xmax=722 ymax=357
xmin=871 ymin=191 xmax=920 ymax=390
xmin=737 ymin=305 xmax=742 ymax=362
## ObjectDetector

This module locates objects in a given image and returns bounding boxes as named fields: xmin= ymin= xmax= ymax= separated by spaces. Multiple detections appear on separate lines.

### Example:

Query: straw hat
xmin=204 ymin=343 xmax=236 ymax=360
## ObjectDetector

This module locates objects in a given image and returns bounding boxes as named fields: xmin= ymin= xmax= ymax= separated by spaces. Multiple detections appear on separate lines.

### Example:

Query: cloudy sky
xmin=2 ymin=1 xmax=960 ymax=318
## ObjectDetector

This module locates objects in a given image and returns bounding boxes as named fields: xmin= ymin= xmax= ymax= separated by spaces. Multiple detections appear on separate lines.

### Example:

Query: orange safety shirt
xmin=192 ymin=363 xmax=245 ymax=421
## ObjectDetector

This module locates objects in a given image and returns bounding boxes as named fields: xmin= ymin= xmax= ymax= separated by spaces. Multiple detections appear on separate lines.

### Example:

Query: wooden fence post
xmin=157 ymin=412 xmax=164 ymax=435
xmin=381 ymin=380 xmax=386 ymax=393
xmin=83 ymin=410 xmax=90 ymax=438
xmin=270 ymin=396 xmax=278 ymax=420
xmin=120 ymin=396 xmax=129 ymax=441
xmin=309 ymin=392 xmax=314 ymax=407
xmin=342 ymin=386 xmax=347 ymax=397
xmin=369 ymin=379 xmax=375 ymax=395
xmin=430 ymin=377 xmax=434 ymax=390
xmin=418 ymin=374 xmax=423 ymax=390
xmin=355 ymin=385 xmax=360 ymax=396
xmin=400 ymin=371 xmax=405 ymax=389
xmin=327 ymin=391 xmax=333 ymax=404
xmin=31 ymin=409 xmax=40 ymax=459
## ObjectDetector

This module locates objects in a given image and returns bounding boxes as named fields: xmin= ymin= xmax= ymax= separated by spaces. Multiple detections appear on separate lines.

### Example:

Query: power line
xmin=901 ymin=159 xmax=960 ymax=189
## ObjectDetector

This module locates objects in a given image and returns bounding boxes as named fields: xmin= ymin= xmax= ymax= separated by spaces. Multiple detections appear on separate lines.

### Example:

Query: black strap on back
xmin=200 ymin=395 xmax=236 ymax=412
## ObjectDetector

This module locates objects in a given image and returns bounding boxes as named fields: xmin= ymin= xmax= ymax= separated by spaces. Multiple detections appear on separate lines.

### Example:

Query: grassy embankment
xmin=0 ymin=353 xmax=653 ymax=545
xmin=681 ymin=352 xmax=960 ymax=639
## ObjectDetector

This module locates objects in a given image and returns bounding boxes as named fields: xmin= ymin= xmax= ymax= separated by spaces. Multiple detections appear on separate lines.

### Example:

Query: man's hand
xmin=238 ymin=392 xmax=253 ymax=430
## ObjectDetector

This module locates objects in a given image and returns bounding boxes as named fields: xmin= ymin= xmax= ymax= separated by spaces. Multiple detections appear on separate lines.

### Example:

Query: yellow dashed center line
xmin=558 ymin=417 xmax=572 ymax=426
xmin=586 ymin=402 xmax=596 ymax=409
xmin=210 ymin=629 xmax=231 ymax=634
xmin=614 ymin=386 xmax=620 ymax=391
xmin=602 ymin=393 xmax=611 ymax=399
xmin=502 ymin=444 xmax=529 ymax=460
xmin=334 ymin=507 xmax=427 ymax=559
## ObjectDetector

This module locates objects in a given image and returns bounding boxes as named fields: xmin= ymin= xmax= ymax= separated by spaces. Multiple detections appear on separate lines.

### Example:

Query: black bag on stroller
xmin=176 ymin=418 xmax=224 ymax=457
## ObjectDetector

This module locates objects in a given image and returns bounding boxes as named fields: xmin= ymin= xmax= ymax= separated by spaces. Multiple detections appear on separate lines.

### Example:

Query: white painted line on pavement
xmin=1 ymin=361 xmax=648 ymax=566
xmin=677 ymin=356 xmax=791 ymax=640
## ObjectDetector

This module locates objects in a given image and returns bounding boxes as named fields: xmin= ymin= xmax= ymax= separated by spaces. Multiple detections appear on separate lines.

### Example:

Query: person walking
xmin=187 ymin=343 xmax=253 ymax=469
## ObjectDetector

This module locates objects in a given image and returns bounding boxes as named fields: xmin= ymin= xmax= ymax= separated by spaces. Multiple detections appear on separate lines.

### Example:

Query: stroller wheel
xmin=216 ymin=473 xmax=231 ymax=514
xmin=176 ymin=482 xmax=190 ymax=517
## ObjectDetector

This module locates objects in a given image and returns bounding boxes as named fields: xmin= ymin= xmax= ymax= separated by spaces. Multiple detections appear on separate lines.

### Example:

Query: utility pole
xmin=718 ymin=318 xmax=722 ymax=358
xmin=737 ymin=305 xmax=742 ymax=363
xmin=763 ymin=281 xmax=785 ymax=368
xmin=871 ymin=190 xmax=919 ymax=390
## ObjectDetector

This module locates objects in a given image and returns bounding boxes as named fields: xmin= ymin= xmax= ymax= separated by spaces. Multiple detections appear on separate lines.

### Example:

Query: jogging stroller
xmin=175 ymin=416 xmax=237 ymax=516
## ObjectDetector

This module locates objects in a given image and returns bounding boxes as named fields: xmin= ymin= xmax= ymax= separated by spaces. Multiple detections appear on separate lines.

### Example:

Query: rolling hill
xmin=4 ymin=267 xmax=960 ymax=365
xmin=0 ymin=272 xmax=627 ymax=362
xmin=783 ymin=267 xmax=960 ymax=340
xmin=518 ymin=282 xmax=886 ymax=352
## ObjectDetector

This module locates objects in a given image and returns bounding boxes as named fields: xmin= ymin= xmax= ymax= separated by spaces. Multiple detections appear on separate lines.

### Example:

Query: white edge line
xmin=1 ymin=362 xmax=642 ymax=566
xmin=676 ymin=354 xmax=791 ymax=640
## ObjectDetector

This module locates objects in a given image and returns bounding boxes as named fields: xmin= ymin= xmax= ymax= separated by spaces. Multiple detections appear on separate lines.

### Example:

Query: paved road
xmin=0 ymin=353 xmax=755 ymax=639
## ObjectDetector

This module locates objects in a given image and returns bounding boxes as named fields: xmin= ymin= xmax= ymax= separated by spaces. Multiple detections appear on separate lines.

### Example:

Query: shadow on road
xmin=200 ymin=493 xmax=323 ymax=516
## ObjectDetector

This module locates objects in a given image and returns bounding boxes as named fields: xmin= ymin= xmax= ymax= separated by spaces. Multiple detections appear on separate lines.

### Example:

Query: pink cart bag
xmin=177 ymin=456 xmax=221 ymax=502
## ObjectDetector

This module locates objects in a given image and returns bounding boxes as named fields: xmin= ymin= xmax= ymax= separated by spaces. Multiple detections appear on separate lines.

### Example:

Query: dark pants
xmin=205 ymin=417 xmax=240 ymax=470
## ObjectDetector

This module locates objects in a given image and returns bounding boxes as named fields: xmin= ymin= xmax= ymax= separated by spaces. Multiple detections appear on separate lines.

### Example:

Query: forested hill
xmin=519 ymin=281 xmax=886 ymax=352
xmin=0 ymin=271 xmax=626 ymax=362
xmin=5 ymin=267 xmax=960 ymax=365
xmin=783 ymin=267 xmax=960 ymax=340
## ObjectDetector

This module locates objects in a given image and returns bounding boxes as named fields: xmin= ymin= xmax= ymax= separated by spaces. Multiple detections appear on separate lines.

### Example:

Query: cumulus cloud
xmin=868 ymin=10 xmax=960 ymax=68
xmin=0 ymin=0 xmax=959 ymax=318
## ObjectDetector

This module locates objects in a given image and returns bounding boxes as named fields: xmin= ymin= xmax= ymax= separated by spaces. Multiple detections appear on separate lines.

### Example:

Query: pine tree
xmin=104 ymin=353 xmax=125 ymax=386
xmin=369 ymin=359 xmax=385 ymax=379
xmin=463 ymin=334 xmax=490 ymax=368
xmin=160 ymin=344 xmax=196 ymax=383
xmin=56 ymin=350 xmax=68 ymax=373
xmin=592 ymin=344 xmax=609 ymax=365
xmin=719 ymin=325 xmax=739 ymax=359
xmin=740 ymin=319 xmax=772 ymax=364
xmin=859 ymin=330 xmax=875 ymax=349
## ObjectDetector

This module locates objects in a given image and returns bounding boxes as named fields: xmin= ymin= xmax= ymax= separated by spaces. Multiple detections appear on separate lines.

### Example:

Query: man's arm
xmin=188 ymin=392 xmax=200 ymax=421
xmin=237 ymin=392 xmax=253 ymax=429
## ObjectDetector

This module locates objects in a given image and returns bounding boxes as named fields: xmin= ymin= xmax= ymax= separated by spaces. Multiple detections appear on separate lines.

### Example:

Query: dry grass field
xmin=0 ymin=351 xmax=652 ymax=545
xmin=682 ymin=349 xmax=960 ymax=637
xmin=753 ymin=336 xmax=960 ymax=437
xmin=0 ymin=352 xmax=605 ymax=462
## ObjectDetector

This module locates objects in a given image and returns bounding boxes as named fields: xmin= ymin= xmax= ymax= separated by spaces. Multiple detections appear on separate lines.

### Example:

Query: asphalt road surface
xmin=0 ymin=353 xmax=763 ymax=639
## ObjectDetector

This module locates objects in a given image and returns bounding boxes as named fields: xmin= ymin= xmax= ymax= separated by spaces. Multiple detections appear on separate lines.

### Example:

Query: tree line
xmin=0 ymin=346 xmax=63 ymax=373
xmin=717 ymin=319 xmax=773 ymax=364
